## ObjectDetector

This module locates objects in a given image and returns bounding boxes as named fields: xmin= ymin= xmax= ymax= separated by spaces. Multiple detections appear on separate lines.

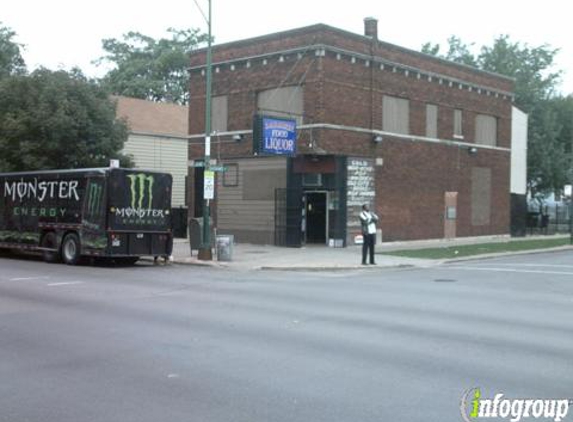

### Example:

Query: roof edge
xmin=191 ymin=23 xmax=514 ymax=83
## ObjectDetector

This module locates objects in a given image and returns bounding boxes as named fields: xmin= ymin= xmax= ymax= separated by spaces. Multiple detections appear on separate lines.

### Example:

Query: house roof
xmin=113 ymin=96 xmax=188 ymax=137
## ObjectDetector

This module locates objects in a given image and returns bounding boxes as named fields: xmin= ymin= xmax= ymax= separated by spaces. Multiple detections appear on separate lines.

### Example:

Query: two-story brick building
xmin=187 ymin=19 xmax=514 ymax=247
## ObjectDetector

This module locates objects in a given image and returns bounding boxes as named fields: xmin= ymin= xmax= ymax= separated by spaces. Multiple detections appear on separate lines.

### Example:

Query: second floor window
xmin=475 ymin=114 xmax=498 ymax=146
xmin=257 ymin=86 xmax=304 ymax=125
xmin=383 ymin=95 xmax=409 ymax=135
xmin=454 ymin=109 xmax=463 ymax=138
xmin=211 ymin=95 xmax=228 ymax=132
xmin=426 ymin=104 xmax=438 ymax=138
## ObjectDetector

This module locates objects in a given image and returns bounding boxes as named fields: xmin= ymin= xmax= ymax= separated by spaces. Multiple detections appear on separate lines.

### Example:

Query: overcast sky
xmin=3 ymin=0 xmax=572 ymax=94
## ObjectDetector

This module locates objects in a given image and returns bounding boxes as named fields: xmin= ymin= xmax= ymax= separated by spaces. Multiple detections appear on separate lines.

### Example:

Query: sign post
xmin=198 ymin=0 xmax=213 ymax=261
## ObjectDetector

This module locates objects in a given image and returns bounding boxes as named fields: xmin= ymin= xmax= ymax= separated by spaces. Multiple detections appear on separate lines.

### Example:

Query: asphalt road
xmin=1 ymin=250 xmax=572 ymax=422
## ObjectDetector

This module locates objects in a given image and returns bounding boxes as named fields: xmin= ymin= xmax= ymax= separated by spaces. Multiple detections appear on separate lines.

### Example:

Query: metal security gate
xmin=274 ymin=188 xmax=303 ymax=247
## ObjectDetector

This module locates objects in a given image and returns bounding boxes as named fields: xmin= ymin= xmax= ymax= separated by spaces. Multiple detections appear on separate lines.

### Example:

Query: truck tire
xmin=61 ymin=233 xmax=81 ymax=265
xmin=41 ymin=232 xmax=60 ymax=263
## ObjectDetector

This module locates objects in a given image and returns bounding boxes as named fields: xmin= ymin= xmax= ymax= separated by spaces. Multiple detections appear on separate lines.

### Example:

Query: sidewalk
xmin=170 ymin=241 xmax=435 ymax=271
xmin=165 ymin=234 xmax=572 ymax=271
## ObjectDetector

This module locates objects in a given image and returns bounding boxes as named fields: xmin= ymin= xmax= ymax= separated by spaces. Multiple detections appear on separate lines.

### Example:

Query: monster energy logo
xmin=115 ymin=173 xmax=165 ymax=221
xmin=87 ymin=182 xmax=103 ymax=215
xmin=127 ymin=174 xmax=154 ymax=209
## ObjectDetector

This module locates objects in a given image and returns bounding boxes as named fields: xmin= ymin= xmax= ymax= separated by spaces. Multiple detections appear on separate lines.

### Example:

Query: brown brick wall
xmin=189 ymin=56 xmax=322 ymax=134
xmin=190 ymin=25 xmax=514 ymax=92
xmin=320 ymin=53 xmax=512 ymax=147
xmin=376 ymin=138 xmax=510 ymax=240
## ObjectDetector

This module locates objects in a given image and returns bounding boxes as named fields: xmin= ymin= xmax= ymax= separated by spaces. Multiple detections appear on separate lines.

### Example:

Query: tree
xmin=0 ymin=22 xmax=26 ymax=79
xmin=0 ymin=68 xmax=130 ymax=172
xmin=421 ymin=35 xmax=568 ymax=193
xmin=96 ymin=28 xmax=209 ymax=104
xmin=422 ymin=36 xmax=477 ymax=67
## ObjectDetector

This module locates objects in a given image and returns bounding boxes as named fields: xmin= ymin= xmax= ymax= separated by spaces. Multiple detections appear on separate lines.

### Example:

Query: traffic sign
xmin=204 ymin=170 xmax=215 ymax=200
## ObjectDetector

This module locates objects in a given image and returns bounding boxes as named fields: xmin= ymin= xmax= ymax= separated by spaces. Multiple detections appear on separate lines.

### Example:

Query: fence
xmin=526 ymin=204 xmax=572 ymax=235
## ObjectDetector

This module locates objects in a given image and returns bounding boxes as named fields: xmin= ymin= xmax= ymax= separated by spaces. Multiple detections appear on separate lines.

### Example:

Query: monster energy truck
xmin=0 ymin=167 xmax=173 ymax=265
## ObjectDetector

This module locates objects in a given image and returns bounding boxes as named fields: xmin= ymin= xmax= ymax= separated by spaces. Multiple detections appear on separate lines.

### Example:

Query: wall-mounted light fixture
xmin=373 ymin=135 xmax=383 ymax=143
xmin=468 ymin=146 xmax=478 ymax=155
xmin=232 ymin=134 xmax=244 ymax=142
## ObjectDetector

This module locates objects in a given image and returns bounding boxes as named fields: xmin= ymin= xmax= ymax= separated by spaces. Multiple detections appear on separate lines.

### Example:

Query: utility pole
xmin=570 ymin=138 xmax=573 ymax=245
xmin=198 ymin=0 xmax=213 ymax=260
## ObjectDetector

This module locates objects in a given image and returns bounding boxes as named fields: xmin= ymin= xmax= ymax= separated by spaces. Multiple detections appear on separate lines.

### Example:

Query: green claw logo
xmin=127 ymin=174 xmax=154 ymax=209
xmin=87 ymin=182 xmax=103 ymax=215
xmin=115 ymin=173 xmax=164 ymax=222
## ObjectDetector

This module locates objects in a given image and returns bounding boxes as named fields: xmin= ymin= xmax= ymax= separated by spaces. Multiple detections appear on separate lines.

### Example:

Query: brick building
xmin=187 ymin=19 xmax=514 ymax=246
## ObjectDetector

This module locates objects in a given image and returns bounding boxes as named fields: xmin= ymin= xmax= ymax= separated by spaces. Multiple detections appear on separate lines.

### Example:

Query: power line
xmin=192 ymin=0 xmax=209 ymax=25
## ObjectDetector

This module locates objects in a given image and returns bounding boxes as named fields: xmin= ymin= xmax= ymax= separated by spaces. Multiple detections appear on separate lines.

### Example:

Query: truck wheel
xmin=41 ymin=232 xmax=60 ymax=263
xmin=62 ymin=233 xmax=81 ymax=265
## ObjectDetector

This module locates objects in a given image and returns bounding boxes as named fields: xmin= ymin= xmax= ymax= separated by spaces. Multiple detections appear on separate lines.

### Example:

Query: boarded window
xmin=426 ymin=104 xmax=438 ymax=138
xmin=383 ymin=96 xmax=409 ymax=134
xmin=242 ymin=169 xmax=287 ymax=200
xmin=454 ymin=109 xmax=463 ymax=138
xmin=257 ymin=87 xmax=304 ymax=125
xmin=471 ymin=167 xmax=491 ymax=226
xmin=475 ymin=114 xmax=497 ymax=146
xmin=211 ymin=95 xmax=228 ymax=132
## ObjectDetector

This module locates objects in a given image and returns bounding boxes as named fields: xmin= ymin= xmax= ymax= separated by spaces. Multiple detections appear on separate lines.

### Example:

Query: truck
xmin=0 ymin=167 xmax=173 ymax=265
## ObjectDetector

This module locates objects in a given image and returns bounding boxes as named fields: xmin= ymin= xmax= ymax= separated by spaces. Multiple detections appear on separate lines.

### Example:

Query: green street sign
xmin=210 ymin=166 xmax=228 ymax=172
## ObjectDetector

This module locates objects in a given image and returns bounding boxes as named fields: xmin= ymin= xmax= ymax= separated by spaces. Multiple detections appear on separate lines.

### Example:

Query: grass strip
xmin=380 ymin=237 xmax=571 ymax=259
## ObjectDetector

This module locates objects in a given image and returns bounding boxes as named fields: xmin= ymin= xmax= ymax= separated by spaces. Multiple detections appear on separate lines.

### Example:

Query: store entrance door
xmin=304 ymin=191 xmax=328 ymax=244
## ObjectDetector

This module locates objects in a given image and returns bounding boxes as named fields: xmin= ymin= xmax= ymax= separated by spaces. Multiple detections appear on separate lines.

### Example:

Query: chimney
xmin=364 ymin=17 xmax=378 ymax=40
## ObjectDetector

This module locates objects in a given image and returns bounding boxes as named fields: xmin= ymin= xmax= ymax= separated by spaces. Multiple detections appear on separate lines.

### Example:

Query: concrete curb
xmin=258 ymin=264 xmax=414 ymax=272
xmin=157 ymin=244 xmax=573 ymax=271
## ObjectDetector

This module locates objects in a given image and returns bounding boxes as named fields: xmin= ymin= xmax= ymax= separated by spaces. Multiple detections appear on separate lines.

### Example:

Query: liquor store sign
xmin=253 ymin=115 xmax=297 ymax=156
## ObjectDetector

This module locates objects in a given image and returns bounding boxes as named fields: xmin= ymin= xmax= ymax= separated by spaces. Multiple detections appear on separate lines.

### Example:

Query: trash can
xmin=216 ymin=234 xmax=234 ymax=261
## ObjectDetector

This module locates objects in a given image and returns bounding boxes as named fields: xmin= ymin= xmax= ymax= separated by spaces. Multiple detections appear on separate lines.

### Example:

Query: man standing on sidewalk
xmin=360 ymin=204 xmax=379 ymax=265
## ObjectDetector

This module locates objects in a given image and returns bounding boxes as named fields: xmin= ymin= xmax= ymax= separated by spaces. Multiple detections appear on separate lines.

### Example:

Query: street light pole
xmin=567 ymin=134 xmax=573 ymax=245
xmin=198 ymin=0 xmax=213 ymax=260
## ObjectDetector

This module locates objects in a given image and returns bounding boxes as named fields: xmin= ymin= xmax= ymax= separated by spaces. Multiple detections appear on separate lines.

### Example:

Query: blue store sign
xmin=254 ymin=116 xmax=297 ymax=156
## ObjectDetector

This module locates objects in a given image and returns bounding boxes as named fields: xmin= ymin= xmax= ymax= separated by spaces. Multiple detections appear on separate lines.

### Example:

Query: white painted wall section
xmin=123 ymin=134 xmax=188 ymax=207
xmin=511 ymin=107 xmax=528 ymax=195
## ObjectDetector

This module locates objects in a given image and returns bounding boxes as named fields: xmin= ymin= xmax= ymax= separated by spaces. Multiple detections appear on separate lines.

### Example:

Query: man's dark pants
xmin=362 ymin=233 xmax=376 ymax=264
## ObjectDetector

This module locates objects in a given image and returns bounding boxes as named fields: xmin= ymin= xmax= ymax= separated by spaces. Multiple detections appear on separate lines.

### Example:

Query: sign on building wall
xmin=346 ymin=158 xmax=376 ymax=244
xmin=253 ymin=115 xmax=297 ymax=156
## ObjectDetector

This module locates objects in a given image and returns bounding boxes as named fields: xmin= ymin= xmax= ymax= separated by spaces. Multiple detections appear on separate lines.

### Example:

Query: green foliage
xmin=0 ymin=68 xmax=131 ymax=172
xmin=0 ymin=22 xmax=26 ymax=79
xmin=96 ymin=28 xmax=209 ymax=104
xmin=422 ymin=36 xmax=478 ymax=67
xmin=479 ymin=35 xmax=562 ymax=112
xmin=421 ymin=35 xmax=571 ymax=192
